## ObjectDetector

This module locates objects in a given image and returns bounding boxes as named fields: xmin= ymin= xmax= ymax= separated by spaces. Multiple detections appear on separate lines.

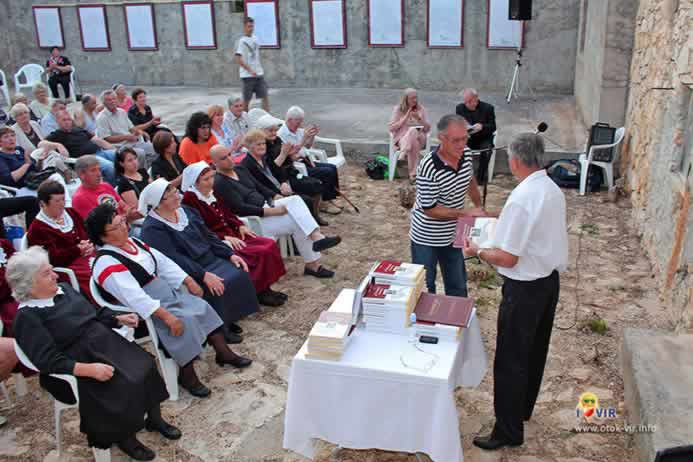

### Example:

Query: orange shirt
xmin=179 ymin=133 xmax=218 ymax=165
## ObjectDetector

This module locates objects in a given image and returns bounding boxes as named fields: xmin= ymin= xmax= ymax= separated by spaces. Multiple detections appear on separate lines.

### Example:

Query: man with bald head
xmin=456 ymin=88 xmax=497 ymax=185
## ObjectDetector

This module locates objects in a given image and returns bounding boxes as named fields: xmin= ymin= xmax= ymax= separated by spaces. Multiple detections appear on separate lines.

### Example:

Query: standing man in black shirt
xmin=455 ymin=89 xmax=497 ymax=185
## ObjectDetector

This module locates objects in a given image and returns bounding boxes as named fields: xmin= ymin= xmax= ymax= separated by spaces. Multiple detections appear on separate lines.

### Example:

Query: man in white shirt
xmin=234 ymin=17 xmax=269 ymax=112
xmin=222 ymin=96 xmax=249 ymax=156
xmin=95 ymin=89 xmax=157 ymax=169
xmin=39 ymin=100 xmax=67 ymax=136
xmin=463 ymin=133 xmax=568 ymax=450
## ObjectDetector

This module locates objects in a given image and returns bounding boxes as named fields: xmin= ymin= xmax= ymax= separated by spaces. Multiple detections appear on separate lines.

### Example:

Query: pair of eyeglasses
xmin=105 ymin=216 xmax=127 ymax=233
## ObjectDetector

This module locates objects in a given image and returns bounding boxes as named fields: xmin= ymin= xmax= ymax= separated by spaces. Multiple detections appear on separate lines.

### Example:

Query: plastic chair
xmin=88 ymin=277 xmax=179 ymax=401
xmin=13 ymin=64 xmax=45 ymax=96
xmin=68 ymin=65 xmax=77 ymax=103
xmin=239 ymin=216 xmax=294 ymax=258
xmin=0 ymin=321 xmax=28 ymax=402
xmin=14 ymin=341 xmax=111 ymax=461
xmin=388 ymin=132 xmax=432 ymax=182
xmin=487 ymin=131 xmax=498 ymax=181
xmin=0 ymin=70 xmax=10 ymax=108
xmin=19 ymin=234 xmax=80 ymax=290
xmin=579 ymin=127 xmax=625 ymax=196
xmin=308 ymin=136 xmax=346 ymax=169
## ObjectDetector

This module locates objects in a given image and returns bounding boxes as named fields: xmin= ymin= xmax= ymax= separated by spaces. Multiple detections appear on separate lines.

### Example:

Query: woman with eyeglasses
xmin=115 ymin=147 xmax=151 ymax=210
xmin=178 ymin=112 xmax=218 ymax=165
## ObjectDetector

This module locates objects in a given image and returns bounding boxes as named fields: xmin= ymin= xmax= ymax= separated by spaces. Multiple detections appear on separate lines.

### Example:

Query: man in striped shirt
xmin=410 ymin=114 xmax=486 ymax=296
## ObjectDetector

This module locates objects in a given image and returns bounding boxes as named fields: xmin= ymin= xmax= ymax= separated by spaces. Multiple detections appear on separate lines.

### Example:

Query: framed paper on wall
xmin=244 ymin=0 xmax=280 ymax=48
xmin=427 ymin=0 xmax=464 ymax=48
xmin=32 ymin=6 xmax=64 ymax=49
xmin=487 ymin=0 xmax=524 ymax=49
xmin=77 ymin=5 xmax=111 ymax=51
xmin=368 ymin=0 xmax=405 ymax=47
xmin=309 ymin=0 xmax=347 ymax=49
xmin=182 ymin=1 xmax=217 ymax=49
xmin=124 ymin=3 xmax=158 ymax=51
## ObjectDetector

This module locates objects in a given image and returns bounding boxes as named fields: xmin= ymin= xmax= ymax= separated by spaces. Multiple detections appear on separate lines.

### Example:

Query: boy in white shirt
xmin=234 ymin=17 xmax=270 ymax=112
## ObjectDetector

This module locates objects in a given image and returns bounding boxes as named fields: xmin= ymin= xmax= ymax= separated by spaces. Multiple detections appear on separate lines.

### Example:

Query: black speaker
xmin=509 ymin=0 xmax=532 ymax=20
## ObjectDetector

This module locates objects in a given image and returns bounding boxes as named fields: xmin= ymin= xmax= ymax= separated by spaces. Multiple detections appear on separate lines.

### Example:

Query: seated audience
xmin=222 ymin=96 xmax=250 ymax=160
xmin=113 ymin=84 xmax=134 ymax=112
xmin=456 ymin=88 xmax=497 ymax=185
xmin=128 ymin=88 xmax=172 ymax=140
xmin=29 ymin=83 xmax=52 ymax=120
xmin=10 ymin=103 xmax=67 ymax=157
xmin=10 ymin=94 xmax=39 ymax=122
xmin=0 ymin=196 xmax=39 ymax=239
xmin=211 ymin=143 xmax=341 ymax=278
xmin=254 ymin=115 xmax=326 ymax=224
xmin=116 ymin=147 xmax=151 ymax=209
xmin=71 ymin=155 xmax=140 ymax=222
xmin=39 ymin=99 xmax=67 ymax=135
xmin=45 ymin=110 xmax=117 ymax=184
xmin=181 ymin=161 xmax=287 ymax=307
xmin=179 ymin=112 xmax=218 ymax=165
xmin=96 ymin=90 xmax=157 ymax=169
xmin=151 ymin=131 xmax=187 ymax=189
xmin=73 ymin=94 xmax=100 ymax=136
xmin=139 ymin=179 xmax=259 ymax=341
xmin=46 ymin=47 xmax=73 ymax=99
xmin=389 ymin=88 xmax=431 ymax=182
xmin=278 ymin=106 xmax=342 ymax=214
xmin=27 ymin=180 xmax=95 ymax=299
xmin=9 ymin=246 xmax=178 ymax=460
xmin=87 ymin=204 xmax=251 ymax=401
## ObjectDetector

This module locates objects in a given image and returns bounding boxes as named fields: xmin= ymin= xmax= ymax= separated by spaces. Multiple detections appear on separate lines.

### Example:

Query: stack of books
xmin=305 ymin=289 xmax=356 ymax=361
xmin=361 ymin=281 xmax=421 ymax=335
xmin=370 ymin=260 xmax=426 ymax=291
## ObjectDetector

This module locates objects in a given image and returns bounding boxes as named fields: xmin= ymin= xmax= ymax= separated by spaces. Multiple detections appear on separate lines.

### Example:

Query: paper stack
xmin=370 ymin=260 xmax=426 ymax=291
xmin=362 ymin=282 xmax=421 ymax=335
xmin=305 ymin=289 xmax=356 ymax=361
xmin=414 ymin=323 xmax=463 ymax=342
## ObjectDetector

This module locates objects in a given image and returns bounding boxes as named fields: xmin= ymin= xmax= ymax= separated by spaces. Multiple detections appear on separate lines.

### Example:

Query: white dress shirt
xmin=491 ymin=169 xmax=569 ymax=281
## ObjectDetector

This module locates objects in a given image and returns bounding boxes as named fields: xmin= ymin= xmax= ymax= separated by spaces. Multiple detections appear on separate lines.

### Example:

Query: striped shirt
xmin=410 ymin=148 xmax=474 ymax=246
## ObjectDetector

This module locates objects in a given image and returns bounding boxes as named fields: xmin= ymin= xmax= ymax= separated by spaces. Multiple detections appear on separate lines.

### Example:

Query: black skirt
xmin=40 ymin=322 xmax=169 ymax=448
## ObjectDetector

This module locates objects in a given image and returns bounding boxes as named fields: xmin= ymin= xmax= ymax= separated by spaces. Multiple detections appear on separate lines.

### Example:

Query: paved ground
xmin=0 ymin=160 xmax=668 ymax=461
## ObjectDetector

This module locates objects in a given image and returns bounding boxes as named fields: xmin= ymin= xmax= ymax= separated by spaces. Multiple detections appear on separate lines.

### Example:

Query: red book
xmin=363 ymin=282 xmax=390 ymax=299
xmin=413 ymin=292 xmax=475 ymax=328
xmin=453 ymin=217 xmax=476 ymax=248
xmin=453 ymin=217 xmax=497 ymax=249
xmin=373 ymin=260 xmax=402 ymax=275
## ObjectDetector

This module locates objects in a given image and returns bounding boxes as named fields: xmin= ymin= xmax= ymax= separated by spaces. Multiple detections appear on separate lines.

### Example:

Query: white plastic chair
xmin=0 ymin=321 xmax=28 ymax=402
xmin=388 ymin=132 xmax=432 ymax=182
xmin=579 ymin=127 xmax=625 ymax=196
xmin=14 ymin=341 xmax=111 ymax=462
xmin=14 ymin=64 xmax=45 ymax=96
xmin=487 ymin=131 xmax=498 ymax=181
xmin=0 ymin=70 xmax=10 ymax=108
xmin=308 ymin=136 xmax=346 ymax=169
xmin=239 ymin=216 xmax=294 ymax=258
xmin=67 ymin=65 xmax=77 ymax=103
xmin=19 ymin=234 xmax=80 ymax=290
xmin=88 ymin=277 xmax=179 ymax=401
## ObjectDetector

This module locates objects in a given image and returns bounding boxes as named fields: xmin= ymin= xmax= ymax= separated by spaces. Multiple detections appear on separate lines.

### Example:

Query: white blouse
xmin=93 ymin=239 xmax=187 ymax=319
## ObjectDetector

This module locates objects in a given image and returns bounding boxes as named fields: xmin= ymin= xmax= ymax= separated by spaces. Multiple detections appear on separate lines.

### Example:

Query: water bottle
xmin=409 ymin=313 xmax=418 ymax=343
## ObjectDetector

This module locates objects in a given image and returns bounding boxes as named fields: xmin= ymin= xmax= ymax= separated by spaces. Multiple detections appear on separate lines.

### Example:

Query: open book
xmin=453 ymin=217 xmax=498 ymax=249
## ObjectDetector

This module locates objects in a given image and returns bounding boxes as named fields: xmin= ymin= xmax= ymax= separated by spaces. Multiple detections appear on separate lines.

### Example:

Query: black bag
xmin=546 ymin=159 xmax=603 ymax=192
xmin=24 ymin=167 xmax=59 ymax=190
xmin=365 ymin=158 xmax=387 ymax=180
xmin=587 ymin=122 xmax=616 ymax=162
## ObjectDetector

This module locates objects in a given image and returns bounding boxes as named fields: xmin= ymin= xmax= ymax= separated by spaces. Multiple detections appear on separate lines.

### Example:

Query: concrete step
xmin=621 ymin=329 xmax=693 ymax=462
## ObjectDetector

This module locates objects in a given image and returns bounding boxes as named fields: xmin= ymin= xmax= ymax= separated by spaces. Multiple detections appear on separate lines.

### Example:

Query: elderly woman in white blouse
xmin=10 ymin=103 xmax=68 ymax=159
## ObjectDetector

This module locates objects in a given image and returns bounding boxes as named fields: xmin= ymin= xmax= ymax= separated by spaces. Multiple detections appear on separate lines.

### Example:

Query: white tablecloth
xmin=283 ymin=316 xmax=487 ymax=462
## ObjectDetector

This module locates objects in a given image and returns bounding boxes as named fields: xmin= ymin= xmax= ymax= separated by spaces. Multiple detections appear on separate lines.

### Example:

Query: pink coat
xmin=388 ymin=104 xmax=431 ymax=145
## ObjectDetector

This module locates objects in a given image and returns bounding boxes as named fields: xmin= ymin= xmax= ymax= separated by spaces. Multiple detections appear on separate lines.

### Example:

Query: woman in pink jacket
xmin=388 ymin=88 xmax=431 ymax=182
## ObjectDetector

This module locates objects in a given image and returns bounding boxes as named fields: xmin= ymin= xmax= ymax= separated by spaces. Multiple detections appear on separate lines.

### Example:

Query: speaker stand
xmin=506 ymin=32 xmax=536 ymax=104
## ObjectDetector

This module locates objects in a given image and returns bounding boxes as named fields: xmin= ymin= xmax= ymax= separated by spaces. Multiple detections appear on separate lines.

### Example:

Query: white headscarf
xmin=247 ymin=108 xmax=269 ymax=129
xmin=138 ymin=178 xmax=169 ymax=216
xmin=181 ymin=161 xmax=209 ymax=193
xmin=256 ymin=114 xmax=283 ymax=130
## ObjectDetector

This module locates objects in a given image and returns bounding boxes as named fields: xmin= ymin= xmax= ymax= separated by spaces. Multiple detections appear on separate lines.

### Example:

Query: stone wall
xmin=0 ymin=0 xmax=580 ymax=93
xmin=622 ymin=0 xmax=693 ymax=331
xmin=574 ymin=0 xmax=637 ymax=128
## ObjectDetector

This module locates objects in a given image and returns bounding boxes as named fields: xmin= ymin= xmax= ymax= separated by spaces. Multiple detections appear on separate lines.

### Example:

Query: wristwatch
xmin=476 ymin=248 xmax=483 ymax=260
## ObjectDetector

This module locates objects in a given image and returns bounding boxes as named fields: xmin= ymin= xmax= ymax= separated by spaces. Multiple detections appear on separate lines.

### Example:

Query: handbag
xmin=24 ymin=167 xmax=59 ymax=190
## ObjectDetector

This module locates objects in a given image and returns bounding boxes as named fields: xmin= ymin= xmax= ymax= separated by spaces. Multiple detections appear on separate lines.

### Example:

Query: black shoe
xmin=269 ymin=289 xmax=288 ymax=301
xmin=304 ymin=265 xmax=335 ymax=278
xmin=178 ymin=378 xmax=211 ymax=398
xmin=117 ymin=436 xmax=156 ymax=461
xmin=258 ymin=290 xmax=285 ymax=307
xmin=316 ymin=216 xmax=329 ymax=226
xmin=472 ymin=433 xmax=522 ymax=451
xmin=228 ymin=322 xmax=243 ymax=334
xmin=224 ymin=331 xmax=243 ymax=344
xmin=312 ymin=236 xmax=341 ymax=252
xmin=216 ymin=354 xmax=253 ymax=369
xmin=145 ymin=419 xmax=182 ymax=440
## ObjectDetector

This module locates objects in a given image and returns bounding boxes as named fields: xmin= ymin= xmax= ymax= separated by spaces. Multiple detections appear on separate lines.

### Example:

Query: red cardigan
xmin=27 ymin=208 xmax=90 ymax=268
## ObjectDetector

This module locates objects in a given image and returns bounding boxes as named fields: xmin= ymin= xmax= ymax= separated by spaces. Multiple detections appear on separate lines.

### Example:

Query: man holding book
xmin=462 ymin=133 xmax=568 ymax=450
xmin=410 ymin=114 xmax=485 ymax=297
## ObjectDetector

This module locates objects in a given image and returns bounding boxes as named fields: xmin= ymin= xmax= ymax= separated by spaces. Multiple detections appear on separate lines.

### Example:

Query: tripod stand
xmin=506 ymin=41 xmax=536 ymax=103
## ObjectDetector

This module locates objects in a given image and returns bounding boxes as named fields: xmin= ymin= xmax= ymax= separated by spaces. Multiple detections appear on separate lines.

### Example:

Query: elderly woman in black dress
xmin=9 ymin=246 xmax=178 ymax=460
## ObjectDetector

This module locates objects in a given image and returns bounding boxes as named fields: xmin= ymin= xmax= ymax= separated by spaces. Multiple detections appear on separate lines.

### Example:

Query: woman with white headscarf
xmin=181 ymin=161 xmax=287 ymax=307
xmin=138 ymin=178 xmax=259 ymax=341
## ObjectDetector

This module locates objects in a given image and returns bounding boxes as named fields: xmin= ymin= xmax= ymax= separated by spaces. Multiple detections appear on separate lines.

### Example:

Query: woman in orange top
xmin=179 ymin=112 xmax=218 ymax=165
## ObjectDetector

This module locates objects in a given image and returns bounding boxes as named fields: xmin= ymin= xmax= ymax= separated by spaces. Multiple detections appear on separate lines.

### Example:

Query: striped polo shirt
xmin=410 ymin=147 xmax=474 ymax=246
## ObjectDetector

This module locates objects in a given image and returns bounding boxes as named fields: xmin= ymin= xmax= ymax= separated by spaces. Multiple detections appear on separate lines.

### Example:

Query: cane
xmin=336 ymin=188 xmax=360 ymax=214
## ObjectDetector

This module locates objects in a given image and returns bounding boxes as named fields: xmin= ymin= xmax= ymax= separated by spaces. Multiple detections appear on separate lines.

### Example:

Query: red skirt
xmin=234 ymin=235 xmax=286 ymax=293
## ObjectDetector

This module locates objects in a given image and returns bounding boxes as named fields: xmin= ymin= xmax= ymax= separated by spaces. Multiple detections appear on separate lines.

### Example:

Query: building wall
xmin=574 ymin=0 xmax=637 ymax=128
xmin=622 ymin=0 xmax=693 ymax=331
xmin=1 ymin=0 xmax=579 ymax=93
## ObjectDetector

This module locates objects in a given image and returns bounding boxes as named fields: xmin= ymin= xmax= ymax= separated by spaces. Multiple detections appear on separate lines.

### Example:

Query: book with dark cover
xmin=414 ymin=292 xmax=475 ymax=328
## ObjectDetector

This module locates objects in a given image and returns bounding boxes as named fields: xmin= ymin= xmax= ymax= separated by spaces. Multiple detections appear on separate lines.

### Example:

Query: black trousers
xmin=48 ymin=73 xmax=71 ymax=99
xmin=468 ymin=137 xmax=494 ymax=185
xmin=0 ymin=196 xmax=39 ymax=238
xmin=492 ymin=270 xmax=559 ymax=443
xmin=307 ymin=162 xmax=339 ymax=201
